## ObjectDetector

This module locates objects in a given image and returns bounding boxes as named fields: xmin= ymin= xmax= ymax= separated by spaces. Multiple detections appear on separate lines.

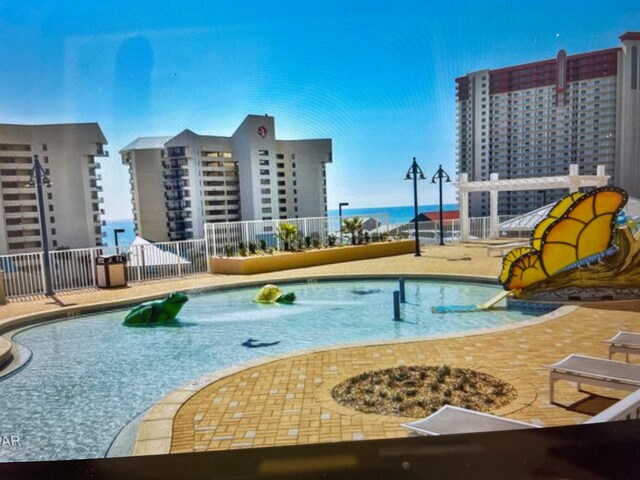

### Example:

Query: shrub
xmin=238 ymin=241 xmax=246 ymax=252
xmin=224 ymin=244 xmax=234 ymax=257
xmin=276 ymin=223 xmax=298 ymax=251
xmin=259 ymin=239 xmax=267 ymax=251
xmin=327 ymin=234 xmax=337 ymax=246
xmin=249 ymin=242 xmax=257 ymax=254
xmin=304 ymin=236 xmax=312 ymax=248
xmin=436 ymin=364 xmax=451 ymax=383
xmin=364 ymin=231 xmax=370 ymax=243
xmin=371 ymin=232 xmax=380 ymax=242
xmin=312 ymin=237 xmax=322 ymax=248
xmin=239 ymin=247 xmax=248 ymax=257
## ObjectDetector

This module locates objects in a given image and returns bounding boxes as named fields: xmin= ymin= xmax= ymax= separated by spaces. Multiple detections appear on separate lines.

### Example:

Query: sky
xmin=1 ymin=1 xmax=639 ymax=220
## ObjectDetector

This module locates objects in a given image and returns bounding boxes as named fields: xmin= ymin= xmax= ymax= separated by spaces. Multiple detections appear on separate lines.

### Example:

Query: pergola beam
xmin=456 ymin=165 xmax=610 ymax=241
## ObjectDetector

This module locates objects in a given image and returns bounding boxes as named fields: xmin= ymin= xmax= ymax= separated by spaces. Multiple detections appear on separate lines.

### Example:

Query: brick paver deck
xmin=2 ymin=242 xmax=640 ymax=457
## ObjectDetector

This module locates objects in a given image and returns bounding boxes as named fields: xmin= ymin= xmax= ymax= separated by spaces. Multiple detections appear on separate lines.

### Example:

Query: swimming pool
xmin=0 ymin=279 xmax=540 ymax=462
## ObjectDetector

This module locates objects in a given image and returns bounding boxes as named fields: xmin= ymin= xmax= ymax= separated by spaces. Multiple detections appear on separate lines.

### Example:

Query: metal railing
xmin=205 ymin=214 xmax=391 ymax=257
xmin=1 ymin=239 xmax=208 ymax=299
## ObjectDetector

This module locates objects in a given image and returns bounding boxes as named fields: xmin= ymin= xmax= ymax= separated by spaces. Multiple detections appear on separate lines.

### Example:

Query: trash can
xmin=96 ymin=254 xmax=127 ymax=288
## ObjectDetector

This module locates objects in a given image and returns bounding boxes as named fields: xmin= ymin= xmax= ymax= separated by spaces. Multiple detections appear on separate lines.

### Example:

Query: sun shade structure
xmin=457 ymin=164 xmax=610 ymax=241
xmin=500 ymin=196 xmax=640 ymax=233
xmin=128 ymin=236 xmax=190 ymax=267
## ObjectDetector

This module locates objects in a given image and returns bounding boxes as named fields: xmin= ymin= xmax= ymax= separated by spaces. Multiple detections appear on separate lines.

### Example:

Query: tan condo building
xmin=0 ymin=123 xmax=108 ymax=254
xmin=121 ymin=115 xmax=332 ymax=242
xmin=456 ymin=31 xmax=640 ymax=216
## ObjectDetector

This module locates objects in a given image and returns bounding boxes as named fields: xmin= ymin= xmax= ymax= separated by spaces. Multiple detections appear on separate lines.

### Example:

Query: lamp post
xmin=338 ymin=202 xmax=349 ymax=245
xmin=431 ymin=164 xmax=451 ymax=246
xmin=27 ymin=155 xmax=54 ymax=296
xmin=114 ymin=228 xmax=125 ymax=254
xmin=404 ymin=157 xmax=425 ymax=256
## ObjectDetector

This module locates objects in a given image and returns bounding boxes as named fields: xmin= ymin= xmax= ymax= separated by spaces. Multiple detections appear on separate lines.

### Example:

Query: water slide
xmin=432 ymin=290 xmax=511 ymax=314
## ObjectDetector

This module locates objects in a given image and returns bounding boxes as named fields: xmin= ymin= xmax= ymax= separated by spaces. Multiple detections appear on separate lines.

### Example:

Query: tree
xmin=277 ymin=223 xmax=299 ymax=251
xmin=342 ymin=217 xmax=364 ymax=245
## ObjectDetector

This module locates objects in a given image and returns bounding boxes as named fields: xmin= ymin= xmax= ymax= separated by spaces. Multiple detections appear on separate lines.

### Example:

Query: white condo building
xmin=121 ymin=115 xmax=332 ymax=242
xmin=0 ymin=123 xmax=108 ymax=254
xmin=456 ymin=31 xmax=640 ymax=217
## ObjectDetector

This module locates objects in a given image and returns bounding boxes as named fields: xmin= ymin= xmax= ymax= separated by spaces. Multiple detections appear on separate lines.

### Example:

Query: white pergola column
xmin=489 ymin=173 xmax=499 ymax=238
xmin=458 ymin=173 xmax=470 ymax=242
xmin=568 ymin=164 xmax=580 ymax=193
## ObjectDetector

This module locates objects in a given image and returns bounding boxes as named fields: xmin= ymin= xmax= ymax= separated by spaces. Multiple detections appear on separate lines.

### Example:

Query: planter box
xmin=209 ymin=240 xmax=415 ymax=275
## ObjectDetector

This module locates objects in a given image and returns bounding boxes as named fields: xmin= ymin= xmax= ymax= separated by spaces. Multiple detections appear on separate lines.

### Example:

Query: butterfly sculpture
xmin=500 ymin=186 xmax=628 ymax=291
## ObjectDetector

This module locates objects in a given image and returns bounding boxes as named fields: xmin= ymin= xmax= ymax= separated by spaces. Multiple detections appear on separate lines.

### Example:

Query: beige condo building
xmin=0 ymin=123 xmax=108 ymax=254
xmin=121 ymin=115 xmax=332 ymax=242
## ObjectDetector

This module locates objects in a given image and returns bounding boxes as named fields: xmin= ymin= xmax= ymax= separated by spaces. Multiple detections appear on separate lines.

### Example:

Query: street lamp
xmin=26 ymin=154 xmax=54 ymax=296
xmin=338 ymin=202 xmax=349 ymax=245
xmin=114 ymin=228 xmax=126 ymax=254
xmin=431 ymin=164 xmax=451 ymax=246
xmin=404 ymin=157 xmax=426 ymax=256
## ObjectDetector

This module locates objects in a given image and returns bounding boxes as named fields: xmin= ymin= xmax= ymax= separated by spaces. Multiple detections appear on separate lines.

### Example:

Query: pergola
xmin=457 ymin=165 xmax=610 ymax=242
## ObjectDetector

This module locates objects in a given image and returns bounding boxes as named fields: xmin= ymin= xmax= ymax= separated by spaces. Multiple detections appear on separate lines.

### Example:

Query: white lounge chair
xmin=401 ymin=405 xmax=539 ymax=435
xmin=605 ymin=331 xmax=640 ymax=362
xmin=401 ymin=388 xmax=640 ymax=436
xmin=546 ymin=354 xmax=640 ymax=403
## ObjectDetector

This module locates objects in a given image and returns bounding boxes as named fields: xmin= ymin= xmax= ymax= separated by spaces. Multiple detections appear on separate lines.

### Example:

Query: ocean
xmin=104 ymin=203 xmax=458 ymax=246
xmin=327 ymin=204 xmax=458 ymax=224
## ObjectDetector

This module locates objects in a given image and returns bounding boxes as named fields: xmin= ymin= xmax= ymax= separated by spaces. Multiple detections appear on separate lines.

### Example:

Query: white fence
xmin=205 ymin=214 xmax=391 ymax=257
xmin=1 ymin=239 xmax=207 ymax=299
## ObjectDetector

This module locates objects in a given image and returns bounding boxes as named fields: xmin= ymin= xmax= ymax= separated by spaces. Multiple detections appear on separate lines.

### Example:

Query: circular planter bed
xmin=331 ymin=365 xmax=516 ymax=417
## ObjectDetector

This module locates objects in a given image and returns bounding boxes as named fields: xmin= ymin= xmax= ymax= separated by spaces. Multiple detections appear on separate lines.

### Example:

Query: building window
xmin=276 ymin=153 xmax=284 ymax=159
xmin=260 ymin=179 xmax=270 ymax=185
xmin=258 ymin=149 xmax=269 ymax=156
xmin=259 ymin=159 xmax=269 ymax=166
xmin=261 ymin=188 xmax=271 ymax=195
xmin=260 ymin=169 xmax=270 ymax=175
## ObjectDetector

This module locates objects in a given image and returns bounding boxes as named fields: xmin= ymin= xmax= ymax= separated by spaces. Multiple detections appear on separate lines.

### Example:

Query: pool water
xmin=0 ymin=279 xmax=538 ymax=462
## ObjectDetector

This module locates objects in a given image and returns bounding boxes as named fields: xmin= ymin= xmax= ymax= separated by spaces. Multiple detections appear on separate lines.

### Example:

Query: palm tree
xmin=342 ymin=217 xmax=364 ymax=245
xmin=277 ymin=223 xmax=299 ymax=251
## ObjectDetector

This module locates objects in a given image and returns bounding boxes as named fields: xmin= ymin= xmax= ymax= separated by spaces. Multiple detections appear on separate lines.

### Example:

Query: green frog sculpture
xmin=124 ymin=292 xmax=189 ymax=325
xmin=254 ymin=284 xmax=296 ymax=304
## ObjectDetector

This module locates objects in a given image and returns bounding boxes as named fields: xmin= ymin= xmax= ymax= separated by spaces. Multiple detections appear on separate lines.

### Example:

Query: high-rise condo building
xmin=121 ymin=115 xmax=332 ymax=242
xmin=0 ymin=123 xmax=108 ymax=254
xmin=456 ymin=32 xmax=640 ymax=217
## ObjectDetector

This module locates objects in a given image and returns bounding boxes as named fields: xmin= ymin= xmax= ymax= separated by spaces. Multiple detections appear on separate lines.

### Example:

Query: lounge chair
xmin=400 ymin=405 xmax=539 ymax=435
xmin=546 ymin=354 xmax=640 ymax=403
xmin=401 ymin=388 xmax=640 ymax=436
xmin=605 ymin=331 xmax=640 ymax=362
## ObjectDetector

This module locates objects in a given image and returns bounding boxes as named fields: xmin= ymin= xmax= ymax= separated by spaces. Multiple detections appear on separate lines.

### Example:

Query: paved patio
xmin=2 ymin=242 xmax=640 ymax=457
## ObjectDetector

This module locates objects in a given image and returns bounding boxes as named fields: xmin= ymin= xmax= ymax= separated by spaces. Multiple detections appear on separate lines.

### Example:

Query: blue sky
xmin=1 ymin=1 xmax=639 ymax=220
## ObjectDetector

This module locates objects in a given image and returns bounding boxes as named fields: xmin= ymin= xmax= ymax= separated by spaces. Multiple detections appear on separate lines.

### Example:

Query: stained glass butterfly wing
xmin=504 ymin=251 xmax=548 ymax=290
xmin=499 ymin=246 xmax=532 ymax=285
xmin=539 ymin=187 xmax=628 ymax=276
xmin=531 ymin=192 xmax=583 ymax=251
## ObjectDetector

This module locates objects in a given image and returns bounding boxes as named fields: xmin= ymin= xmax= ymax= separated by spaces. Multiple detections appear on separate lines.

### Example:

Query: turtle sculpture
xmin=254 ymin=284 xmax=296 ymax=304
xmin=124 ymin=292 xmax=189 ymax=325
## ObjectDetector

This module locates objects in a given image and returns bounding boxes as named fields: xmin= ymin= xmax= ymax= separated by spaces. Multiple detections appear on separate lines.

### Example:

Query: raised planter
xmin=209 ymin=240 xmax=415 ymax=275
